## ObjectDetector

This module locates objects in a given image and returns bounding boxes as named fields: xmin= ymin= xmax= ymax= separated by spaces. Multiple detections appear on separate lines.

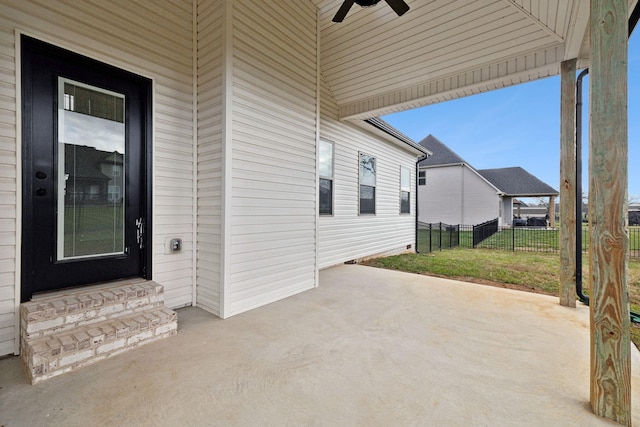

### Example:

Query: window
xmin=108 ymin=185 xmax=122 ymax=203
xmin=418 ymin=170 xmax=426 ymax=186
xmin=400 ymin=166 xmax=411 ymax=214
xmin=319 ymin=139 xmax=334 ymax=215
xmin=359 ymin=153 xmax=376 ymax=214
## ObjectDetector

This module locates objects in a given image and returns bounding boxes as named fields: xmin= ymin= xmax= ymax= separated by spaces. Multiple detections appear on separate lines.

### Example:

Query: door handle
xmin=35 ymin=188 xmax=47 ymax=196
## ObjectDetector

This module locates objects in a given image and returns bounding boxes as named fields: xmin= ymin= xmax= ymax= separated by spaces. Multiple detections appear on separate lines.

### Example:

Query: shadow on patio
xmin=2 ymin=264 xmax=640 ymax=426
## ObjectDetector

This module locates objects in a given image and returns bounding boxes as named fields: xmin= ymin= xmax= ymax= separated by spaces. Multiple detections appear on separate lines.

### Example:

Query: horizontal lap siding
xmin=196 ymin=0 xmax=223 ymax=316
xmin=462 ymin=167 xmax=499 ymax=225
xmin=228 ymin=0 xmax=317 ymax=316
xmin=419 ymin=166 xmax=464 ymax=225
xmin=319 ymin=78 xmax=417 ymax=269
xmin=0 ymin=22 xmax=16 ymax=355
xmin=0 ymin=0 xmax=195 ymax=354
xmin=418 ymin=165 xmax=499 ymax=226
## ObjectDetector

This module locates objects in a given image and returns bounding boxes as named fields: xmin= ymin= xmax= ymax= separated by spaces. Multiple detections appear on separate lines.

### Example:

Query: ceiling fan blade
xmin=384 ymin=0 xmax=409 ymax=16
xmin=333 ymin=0 xmax=355 ymax=22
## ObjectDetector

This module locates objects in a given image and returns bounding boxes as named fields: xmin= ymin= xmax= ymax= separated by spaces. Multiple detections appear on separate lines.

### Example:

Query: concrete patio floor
xmin=2 ymin=264 xmax=640 ymax=426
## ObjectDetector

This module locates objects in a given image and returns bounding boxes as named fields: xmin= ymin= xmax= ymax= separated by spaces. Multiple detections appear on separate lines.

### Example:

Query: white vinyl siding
xmin=314 ymin=0 xmax=571 ymax=119
xmin=319 ymin=77 xmax=418 ymax=269
xmin=196 ymin=0 xmax=224 ymax=316
xmin=461 ymin=167 xmax=500 ymax=225
xmin=418 ymin=166 xmax=463 ymax=225
xmin=226 ymin=0 xmax=317 ymax=316
xmin=0 ymin=23 xmax=17 ymax=356
xmin=417 ymin=164 xmax=499 ymax=226
xmin=502 ymin=196 xmax=514 ymax=225
xmin=0 ymin=1 xmax=196 ymax=355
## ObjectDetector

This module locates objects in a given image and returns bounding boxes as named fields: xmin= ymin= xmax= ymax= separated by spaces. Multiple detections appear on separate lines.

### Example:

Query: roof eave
xmin=359 ymin=118 xmax=430 ymax=156
xmin=503 ymin=192 xmax=560 ymax=197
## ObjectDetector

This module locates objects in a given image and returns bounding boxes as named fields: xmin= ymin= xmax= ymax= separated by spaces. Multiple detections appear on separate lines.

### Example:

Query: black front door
xmin=21 ymin=36 xmax=152 ymax=301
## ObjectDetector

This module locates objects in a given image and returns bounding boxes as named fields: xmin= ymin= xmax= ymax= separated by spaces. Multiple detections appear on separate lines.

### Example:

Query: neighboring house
xmin=63 ymin=145 xmax=123 ymax=205
xmin=417 ymin=135 xmax=558 ymax=226
xmin=476 ymin=167 xmax=559 ymax=225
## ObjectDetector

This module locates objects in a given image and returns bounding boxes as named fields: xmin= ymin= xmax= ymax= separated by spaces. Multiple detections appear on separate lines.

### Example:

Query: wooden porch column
xmin=559 ymin=59 xmax=577 ymax=308
xmin=548 ymin=195 xmax=556 ymax=228
xmin=589 ymin=0 xmax=631 ymax=424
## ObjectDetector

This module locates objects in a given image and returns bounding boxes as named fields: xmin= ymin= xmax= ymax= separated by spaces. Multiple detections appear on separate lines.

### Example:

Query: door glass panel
xmin=57 ymin=78 xmax=125 ymax=260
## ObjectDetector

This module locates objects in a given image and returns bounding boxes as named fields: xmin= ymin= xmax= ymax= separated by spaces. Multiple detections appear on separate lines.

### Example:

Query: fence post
xmin=439 ymin=222 xmax=442 ymax=251
xmin=512 ymin=225 xmax=515 ymax=251
xmin=429 ymin=223 xmax=432 ymax=253
xmin=472 ymin=223 xmax=476 ymax=248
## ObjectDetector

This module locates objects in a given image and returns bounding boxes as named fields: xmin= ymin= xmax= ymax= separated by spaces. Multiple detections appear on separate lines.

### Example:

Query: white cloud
xmin=59 ymin=110 xmax=125 ymax=154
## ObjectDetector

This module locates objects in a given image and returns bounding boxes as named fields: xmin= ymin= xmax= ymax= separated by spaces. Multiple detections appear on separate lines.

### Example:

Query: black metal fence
xmin=418 ymin=221 xmax=640 ymax=259
xmin=472 ymin=218 xmax=499 ymax=246
xmin=416 ymin=221 xmax=460 ymax=253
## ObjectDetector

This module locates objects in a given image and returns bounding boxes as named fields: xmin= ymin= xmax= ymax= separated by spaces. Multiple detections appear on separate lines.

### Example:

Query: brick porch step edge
xmin=22 ymin=306 xmax=177 ymax=384
xmin=21 ymin=281 xmax=165 ymax=339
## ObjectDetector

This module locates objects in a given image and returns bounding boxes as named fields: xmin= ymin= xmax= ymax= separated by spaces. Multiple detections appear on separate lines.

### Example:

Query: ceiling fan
xmin=332 ymin=0 xmax=410 ymax=23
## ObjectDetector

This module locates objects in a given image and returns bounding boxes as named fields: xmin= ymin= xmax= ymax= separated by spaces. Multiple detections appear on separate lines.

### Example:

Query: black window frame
xmin=359 ymin=152 xmax=376 ymax=215
xmin=400 ymin=166 xmax=411 ymax=214
xmin=319 ymin=139 xmax=334 ymax=216
xmin=418 ymin=170 xmax=426 ymax=186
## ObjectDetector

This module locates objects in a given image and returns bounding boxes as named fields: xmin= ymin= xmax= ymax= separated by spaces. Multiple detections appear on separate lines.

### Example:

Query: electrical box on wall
xmin=164 ymin=238 xmax=182 ymax=254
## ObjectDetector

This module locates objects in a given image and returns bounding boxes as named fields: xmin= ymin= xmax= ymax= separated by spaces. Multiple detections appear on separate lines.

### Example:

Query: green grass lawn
xmin=63 ymin=205 xmax=124 ymax=257
xmin=362 ymin=248 xmax=640 ymax=347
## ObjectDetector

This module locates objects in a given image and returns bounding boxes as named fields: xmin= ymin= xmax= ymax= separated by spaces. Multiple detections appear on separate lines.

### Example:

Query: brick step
xmin=22 ymin=305 xmax=177 ymax=384
xmin=20 ymin=280 xmax=165 ymax=340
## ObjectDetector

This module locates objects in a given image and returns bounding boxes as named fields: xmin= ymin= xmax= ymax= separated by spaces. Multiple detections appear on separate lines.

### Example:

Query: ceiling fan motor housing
xmin=332 ymin=0 xmax=409 ymax=22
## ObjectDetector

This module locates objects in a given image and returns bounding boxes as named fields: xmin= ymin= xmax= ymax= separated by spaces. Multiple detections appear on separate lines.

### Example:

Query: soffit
xmin=312 ymin=0 xmax=635 ymax=120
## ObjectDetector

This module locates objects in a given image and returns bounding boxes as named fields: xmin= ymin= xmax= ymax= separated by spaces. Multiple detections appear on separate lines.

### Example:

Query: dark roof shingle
xmin=477 ymin=167 xmax=559 ymax=196
xmin=417 ymin=134 xmax=467 ymax=167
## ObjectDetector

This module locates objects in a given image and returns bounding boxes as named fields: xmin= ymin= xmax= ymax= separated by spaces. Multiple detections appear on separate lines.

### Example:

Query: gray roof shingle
xmin=417 ymin=134 xmax=467 ymax=167
xmin=477 ymin=167 xmax=559 ymax=196
xmin=417 ymin=135 xmax=558 ymax=197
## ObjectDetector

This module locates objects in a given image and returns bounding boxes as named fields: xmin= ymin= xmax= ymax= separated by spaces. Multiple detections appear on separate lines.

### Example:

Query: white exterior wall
xmin=418 ymin=165 xmax=464 ymax=225
xmin=319 ymin=78 xmax=418 ymax=269
xmin=418 ymin=165 xmax=499 ymax=226
xmin=502 ymin=197 xmax=514 ymax=226
xmin=224 ymin=0 xmax=318 ymax=316
xmin=461 ymin=166 xmax=501 ymax=225
xmin=0 ymin=20 xmax=17 ymax=356
xmin=0 ymin=0 xmax=196 ymax=355
xmin=196 ymin=0 xmax=224 ymax=316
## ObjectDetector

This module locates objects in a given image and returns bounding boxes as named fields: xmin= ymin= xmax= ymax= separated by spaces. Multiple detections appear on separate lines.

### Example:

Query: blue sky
xmin=383 ymin=32 xmax=640 ymax=203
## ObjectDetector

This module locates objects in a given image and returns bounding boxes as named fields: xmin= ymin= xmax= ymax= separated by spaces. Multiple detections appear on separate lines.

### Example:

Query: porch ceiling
xmin=312 ymin=0 xmax=636 ymax=120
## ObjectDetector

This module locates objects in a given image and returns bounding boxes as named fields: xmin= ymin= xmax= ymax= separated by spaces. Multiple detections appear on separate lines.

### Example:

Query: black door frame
xmin=20 ymin=35 xmax=153 ymax=301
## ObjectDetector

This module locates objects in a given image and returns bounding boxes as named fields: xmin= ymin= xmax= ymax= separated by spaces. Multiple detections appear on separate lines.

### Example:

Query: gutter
xmin=415 ymin=153 xmax=428 ymax=253
xmin=575 ymin=68 xmax=588 ymax=305
xmin=573 ymin=4 xmax=640 ymax=320
xmin=364 ymin=117 xmax=429 ymax=155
